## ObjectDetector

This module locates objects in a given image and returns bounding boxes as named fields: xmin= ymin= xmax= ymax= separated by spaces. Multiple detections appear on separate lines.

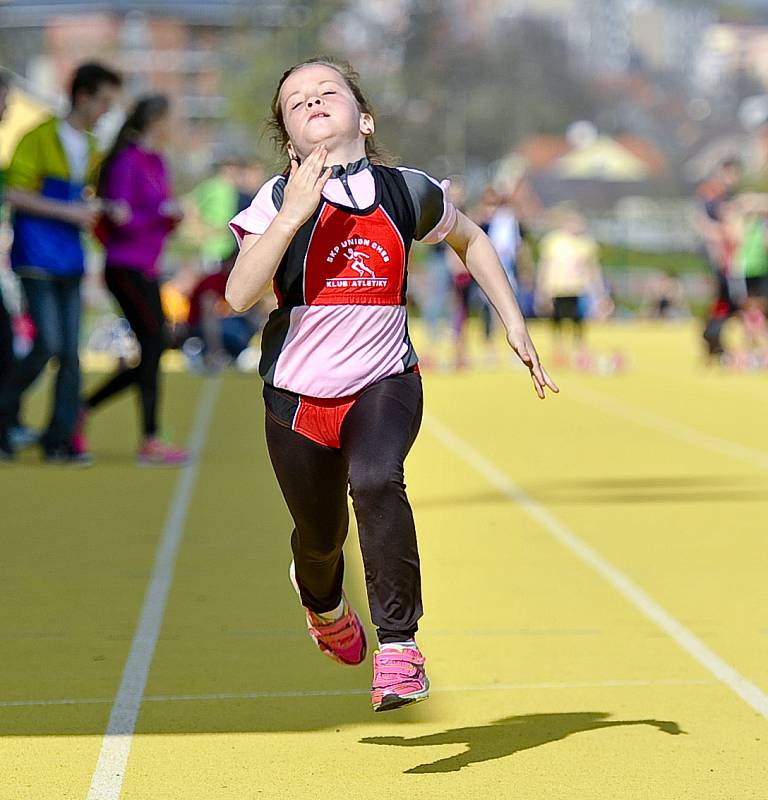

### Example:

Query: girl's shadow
xmin=361 ymin=711 xmax=684 ymax=774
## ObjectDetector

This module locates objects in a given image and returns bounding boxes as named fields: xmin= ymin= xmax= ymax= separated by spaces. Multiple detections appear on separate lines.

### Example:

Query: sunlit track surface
xmin=1 ymin=322 xmax=766 ymax=799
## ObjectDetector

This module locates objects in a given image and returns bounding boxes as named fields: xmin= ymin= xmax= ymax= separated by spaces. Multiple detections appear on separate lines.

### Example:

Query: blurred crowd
xmin=1 ymin=60 xmax=765 ymax=465
xmin=697 ymin=157 xmax=768 ymax=368
xmin=0 ymin=63 xmax=271 ymax=465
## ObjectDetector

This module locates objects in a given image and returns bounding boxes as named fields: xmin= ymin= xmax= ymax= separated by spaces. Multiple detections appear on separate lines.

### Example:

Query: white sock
xmin=380 ymin=639 xmax=416 ymax=651
xmin=315 ymin=598 xmax=345 ymax=623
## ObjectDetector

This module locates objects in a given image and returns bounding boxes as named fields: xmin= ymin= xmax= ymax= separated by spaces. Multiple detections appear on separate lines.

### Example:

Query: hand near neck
xmin=298 ymin=139 xmax=366 ymax=169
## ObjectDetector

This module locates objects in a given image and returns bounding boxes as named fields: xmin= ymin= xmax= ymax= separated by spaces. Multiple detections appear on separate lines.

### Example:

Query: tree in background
xmin=222 ymin=1 xmax=596 ymax=178
xmin=222 ymin=0 xmax=348 ymax=172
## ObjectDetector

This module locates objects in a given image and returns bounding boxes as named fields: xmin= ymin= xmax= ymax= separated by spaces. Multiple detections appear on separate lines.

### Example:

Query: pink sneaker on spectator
xmin=71 ymin=408 xmax=89 ymax=456
xmin=137 ymin=437 xmax=190 ymax=467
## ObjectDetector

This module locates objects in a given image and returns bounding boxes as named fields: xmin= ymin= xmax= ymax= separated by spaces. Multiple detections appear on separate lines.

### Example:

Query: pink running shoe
xmin=71 ymin=408 xmax=89 ymax=456
xmin=371 ymin=646 xmax=430 ymax=712
xmin=137 ymin=437 xmax=190 ymax=467
xmin=289 ymin=562 xmax=367 ymax=666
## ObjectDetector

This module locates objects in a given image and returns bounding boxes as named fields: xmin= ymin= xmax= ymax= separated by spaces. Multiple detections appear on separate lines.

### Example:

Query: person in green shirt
xmin=0 ymin=62 xmax=122 ymax=464
xmin=185 ymin=160 xmax=242 ymax=269
xmin=733 ymin=194 xmax=768 ymax=351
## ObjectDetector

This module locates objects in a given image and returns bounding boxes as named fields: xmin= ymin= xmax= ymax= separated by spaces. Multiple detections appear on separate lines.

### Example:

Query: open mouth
xmin=309 ymin=111 xmax=331 ymax=121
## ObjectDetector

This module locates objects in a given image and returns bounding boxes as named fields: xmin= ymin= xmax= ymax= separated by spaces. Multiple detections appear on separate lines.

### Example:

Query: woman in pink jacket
xmin=76 ymin=95 xmax=188 ymax=466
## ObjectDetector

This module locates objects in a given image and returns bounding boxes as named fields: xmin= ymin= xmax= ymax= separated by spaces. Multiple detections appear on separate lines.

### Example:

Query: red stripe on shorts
xmin=292 ymin=393 xmax=359 ymax=449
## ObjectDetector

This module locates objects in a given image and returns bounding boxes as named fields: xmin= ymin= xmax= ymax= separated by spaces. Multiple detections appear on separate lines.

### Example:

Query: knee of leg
xmin=349 ymin=463 xmax=404 ymax=504
xmin=301 ymin=538 xmax=345 ymax=564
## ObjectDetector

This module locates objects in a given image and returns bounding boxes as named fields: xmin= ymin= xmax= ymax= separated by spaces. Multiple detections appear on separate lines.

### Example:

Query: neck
xmin=66 ymin=109 xmax=89 ymax=132
xmin=138 ymin=133 xmax=162 ymax=153
xmin=320 ymin=141 xmax=367 ymax=168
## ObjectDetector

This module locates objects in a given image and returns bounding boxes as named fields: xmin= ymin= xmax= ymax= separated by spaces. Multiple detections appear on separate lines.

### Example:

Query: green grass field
xmin=1 ymin=320 xmax=767 ymax=799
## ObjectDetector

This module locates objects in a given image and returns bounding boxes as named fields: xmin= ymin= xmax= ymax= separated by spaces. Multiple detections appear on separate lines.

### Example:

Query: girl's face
xmin=279 ymin=64 xmax=373 ymax=161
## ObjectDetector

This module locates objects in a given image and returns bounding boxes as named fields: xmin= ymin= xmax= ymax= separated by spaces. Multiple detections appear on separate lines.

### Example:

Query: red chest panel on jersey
xmin=303 ymin=203 xmax=406 ymax=306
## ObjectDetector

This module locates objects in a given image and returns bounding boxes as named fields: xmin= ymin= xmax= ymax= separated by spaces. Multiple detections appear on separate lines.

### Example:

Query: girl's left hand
xmin=506 ymin=325 xmax=560 ymax=399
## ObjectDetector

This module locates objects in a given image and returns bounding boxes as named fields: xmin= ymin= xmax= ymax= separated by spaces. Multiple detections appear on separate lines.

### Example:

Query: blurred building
xmin=515 ymin=130 xmax=666 ymax=181
xmin=695 ymin=19 xmax=768 ymax=94
xmin=510 ymin=127 xmax=668 ymax=210
xmin=0 ymin=0 xmax=291 ymax=175
xmin=469 ymin=0 xmax=714 ymax=79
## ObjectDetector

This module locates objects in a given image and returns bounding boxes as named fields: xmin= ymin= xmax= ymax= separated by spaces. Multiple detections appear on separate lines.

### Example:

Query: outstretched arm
xmin=5 ymin=187 xmax=100 ymax=228
xmin=445 ymin=211 xmax=559 ymax=399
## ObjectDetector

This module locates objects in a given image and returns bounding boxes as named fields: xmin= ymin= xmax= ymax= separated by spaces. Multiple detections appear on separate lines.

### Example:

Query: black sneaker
xmin=42 ymin=444 xmax=93 ymax=467
xmin=0 ymin=426 xmax=16 ymax=462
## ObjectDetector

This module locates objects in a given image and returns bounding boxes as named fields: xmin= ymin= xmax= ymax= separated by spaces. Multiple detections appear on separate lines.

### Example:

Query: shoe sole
xmin=43 ymin=459 xmax=94 ymax=469
xmin=136 ymin=458 xmax=191 ymax=468
xmin=10 ymin=439 xmax=38 ymax=451
xmin=373 ymin=682 xmax=430 ymax=713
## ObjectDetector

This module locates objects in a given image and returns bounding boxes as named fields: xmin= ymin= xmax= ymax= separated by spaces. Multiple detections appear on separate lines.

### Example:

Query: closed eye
xmin=291 ymin=101 xmax=303 ymax=110
xmin=322 ymin=91 xmax=336 ymax=96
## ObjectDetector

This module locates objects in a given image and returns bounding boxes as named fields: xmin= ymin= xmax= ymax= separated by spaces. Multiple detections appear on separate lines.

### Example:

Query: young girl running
xmin=226 ymin=59 xmax=558 ymax=712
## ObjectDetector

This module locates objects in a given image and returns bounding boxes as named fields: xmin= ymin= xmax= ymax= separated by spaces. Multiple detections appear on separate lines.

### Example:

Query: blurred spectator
xmin=185 ymin=259 xmax=269 ymax=373
xmin=0 ymin=70 xmax=31 ymax=450
xmin=535 ymin=209 xmax=612 ymax=365
xmin=0 ymin=62 xmax=121 ymax=464
xmin=160 ymin=263 xmax=198 ymax=347
xmin=639 ymin=271 xmax=690 ymax=320
xmin=414 ymin=239 xmax=452 ymax=368
xmin=183 ymin=158 xmax=243 ymax=272
xmin=697 ymin=158 xmax=743 ymax=360
xmin=235 ymin=159 xmax=266 ymax=212
xmin=730 ymin=193 xmax=768 ymax=354
xmin=77 ymin=94 xmax=189 ymax=467
xmin=474 ymin=186 xmax=528 ymax=365
xmin=444 ymin=180 xmax=476 ymax=369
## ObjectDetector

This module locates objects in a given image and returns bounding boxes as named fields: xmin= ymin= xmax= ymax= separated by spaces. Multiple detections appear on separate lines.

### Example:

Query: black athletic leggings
xmin=86 ymin=267 xmax=166 ymax=437
xmin=265 ymin=371 xmax=424 ymax=644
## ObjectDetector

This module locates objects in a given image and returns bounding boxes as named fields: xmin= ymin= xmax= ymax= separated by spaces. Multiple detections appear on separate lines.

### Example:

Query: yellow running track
xmin=1 ymin=321 xmax=766 ymax=799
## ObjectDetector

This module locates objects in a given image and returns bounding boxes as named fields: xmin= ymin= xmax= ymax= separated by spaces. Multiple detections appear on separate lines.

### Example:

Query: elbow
xmin=225 ymin=292 xmax=249 ymax=314
xmin=224 ymin=286 xmax=253 ymax=314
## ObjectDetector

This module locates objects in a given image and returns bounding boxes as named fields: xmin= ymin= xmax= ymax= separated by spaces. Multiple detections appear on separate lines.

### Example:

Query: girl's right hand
xmin=279 ymin=145 xmax=332 ymax=229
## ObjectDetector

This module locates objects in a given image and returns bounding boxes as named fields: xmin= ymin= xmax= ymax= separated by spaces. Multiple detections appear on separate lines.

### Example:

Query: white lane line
xmin=424 ymin=414 xmax=768 ymax=720
xmin=569 ymin=384 xmax=768 ymax=472
xmin=0 ymin=678 xmax=714 ymax=709
xmin=86 ymin=378 xmax=220 ymax=800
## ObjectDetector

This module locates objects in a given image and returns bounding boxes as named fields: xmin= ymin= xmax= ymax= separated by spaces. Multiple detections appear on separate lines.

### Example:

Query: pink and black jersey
xmin=229 ymin=157 xmax=456 ymax=398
